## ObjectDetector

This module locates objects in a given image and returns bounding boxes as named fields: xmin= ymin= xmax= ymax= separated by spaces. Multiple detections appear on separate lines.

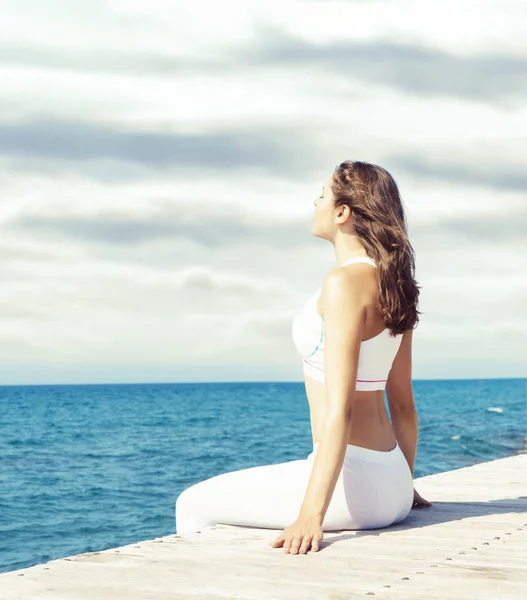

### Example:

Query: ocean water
xmin=1 ymin=378 xmax=525 ymax=573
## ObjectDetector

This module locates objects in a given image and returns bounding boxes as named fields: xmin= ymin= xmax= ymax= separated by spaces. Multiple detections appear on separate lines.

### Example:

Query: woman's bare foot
xmin=412 ymin=487 xmax=432 ymax=508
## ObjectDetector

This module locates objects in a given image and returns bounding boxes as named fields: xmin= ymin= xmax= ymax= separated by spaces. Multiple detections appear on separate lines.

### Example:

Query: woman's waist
xmin=310 ymin=405 xmax=396 ymax=450
xmin=308 ymin=439 xmax=405 ymax=466
xmin=306 ymin=387 xmax=387 ymax=418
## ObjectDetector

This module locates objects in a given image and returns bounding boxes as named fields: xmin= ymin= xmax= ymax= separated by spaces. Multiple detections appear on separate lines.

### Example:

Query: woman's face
xmin=311 ymin=173 xmax=338 ymax=240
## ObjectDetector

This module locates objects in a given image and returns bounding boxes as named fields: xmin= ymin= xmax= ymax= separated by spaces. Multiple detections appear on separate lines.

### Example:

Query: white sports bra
xmin=291 ymin=256 xmax=403 ymax=390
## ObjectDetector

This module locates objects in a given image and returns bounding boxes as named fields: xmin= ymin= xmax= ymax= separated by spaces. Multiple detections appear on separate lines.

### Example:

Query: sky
xmin=0 ymin=0 xmax=526 ymax=385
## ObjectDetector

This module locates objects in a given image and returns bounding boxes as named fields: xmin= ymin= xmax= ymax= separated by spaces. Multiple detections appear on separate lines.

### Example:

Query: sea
xmin=1 ymin=378 xmax=525 ymax=573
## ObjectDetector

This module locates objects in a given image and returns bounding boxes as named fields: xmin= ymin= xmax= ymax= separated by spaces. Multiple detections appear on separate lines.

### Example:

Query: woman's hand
xmin=269 ymin=514 xmax=324 ymax=554
xmin=413 ymin=487 xmax=432 ymax=507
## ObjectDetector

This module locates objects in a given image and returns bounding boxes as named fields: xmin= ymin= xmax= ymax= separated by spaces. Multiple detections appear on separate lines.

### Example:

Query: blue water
xmin=1 ymin=378 xmax=525 ymax=573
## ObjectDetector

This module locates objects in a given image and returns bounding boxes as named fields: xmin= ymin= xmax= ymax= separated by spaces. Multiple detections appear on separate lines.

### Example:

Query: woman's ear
xmin=336 ymin=204 xmax=352 ymax=224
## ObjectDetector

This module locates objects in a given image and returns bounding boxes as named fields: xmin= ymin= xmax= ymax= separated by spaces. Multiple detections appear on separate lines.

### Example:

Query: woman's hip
xmin=309 ymin=441 xmax=414 ymax=529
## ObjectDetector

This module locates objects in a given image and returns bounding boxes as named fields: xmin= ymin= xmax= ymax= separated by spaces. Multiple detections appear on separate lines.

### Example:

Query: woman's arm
xmin=298 ymin=267 xmax=367 ymax=520
xmin=385 ymin=329 xmax=418 ymax=476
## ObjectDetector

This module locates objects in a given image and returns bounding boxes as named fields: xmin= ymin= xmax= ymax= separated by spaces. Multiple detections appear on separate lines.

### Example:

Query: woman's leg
xmin=175 ymin=443 xmax=414 ymax=536
xmin=175 ymin=455 xmax=314 ymax=536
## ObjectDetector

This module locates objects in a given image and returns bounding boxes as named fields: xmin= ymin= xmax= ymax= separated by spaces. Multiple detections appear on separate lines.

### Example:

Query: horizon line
xmin=0 ymin=376 xmax=525 ymax=388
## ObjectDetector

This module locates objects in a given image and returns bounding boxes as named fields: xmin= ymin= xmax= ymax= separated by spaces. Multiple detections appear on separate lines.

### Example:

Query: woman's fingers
xmin=270 ymin=531 xmax=285 ymax=547
xmin=288 ymin=535 xmax=303 ymax=554
xmin=270 ymin=532 xmax=323 ymax=553
xmin=299 ymin=534 xmax=313 ymax=554
xmin=270 ymin=523 xmax=324 ymax=554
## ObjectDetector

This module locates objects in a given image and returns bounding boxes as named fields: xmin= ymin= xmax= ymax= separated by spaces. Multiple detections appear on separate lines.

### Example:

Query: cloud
xmin=0 ymin=0 xmax=525 ymax=383
xmin=233 ymin=25 xmax=527 ymax=103
xmin=411 ymin=206 xmax=527 ymax=244
xmin=7 ymin=187 xmax=526 ymax=251
xmin=6 ymin=200 xmax=310 ymax=248
xmin=390 ymin=154 xmax=527 ymax=193
xmin=3 ymin=36 xmax=525 ymax=104
xmin=2 ymin=116 xmax=527 ymax=200
xmin=1 ymin=14 xmax=525 ymax=104
xmin=0 ymin=41 xmax=201 ymax=77
xmin=0 ymin=117 xmax=320 ymax=177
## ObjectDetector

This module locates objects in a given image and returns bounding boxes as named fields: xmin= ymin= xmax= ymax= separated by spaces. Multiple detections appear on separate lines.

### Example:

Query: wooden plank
xmin=1 ymin=453 xmax=525 ymax=600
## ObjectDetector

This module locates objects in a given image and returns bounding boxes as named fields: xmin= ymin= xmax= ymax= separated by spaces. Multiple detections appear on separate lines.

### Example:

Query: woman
xmin=175 ymin=160 xmax=431 ymax=554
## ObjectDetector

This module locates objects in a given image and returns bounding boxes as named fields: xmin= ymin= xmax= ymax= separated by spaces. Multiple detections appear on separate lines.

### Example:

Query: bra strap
xmin=340 ymin=257 xmax=376 ymax=267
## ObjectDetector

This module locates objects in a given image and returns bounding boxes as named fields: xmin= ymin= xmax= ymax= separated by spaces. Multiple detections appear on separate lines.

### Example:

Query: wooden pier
xmin=2 ymin=452 xmax=526 ymax=600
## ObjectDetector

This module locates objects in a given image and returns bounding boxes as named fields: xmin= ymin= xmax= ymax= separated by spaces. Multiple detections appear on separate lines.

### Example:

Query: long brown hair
xmin=332 ymin=160 xmax=421 ymax=334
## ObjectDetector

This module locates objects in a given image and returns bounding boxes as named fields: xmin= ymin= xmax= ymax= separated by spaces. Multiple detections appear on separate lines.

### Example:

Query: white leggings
xmin=175 ymin=441 xmax=414 ymax=535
